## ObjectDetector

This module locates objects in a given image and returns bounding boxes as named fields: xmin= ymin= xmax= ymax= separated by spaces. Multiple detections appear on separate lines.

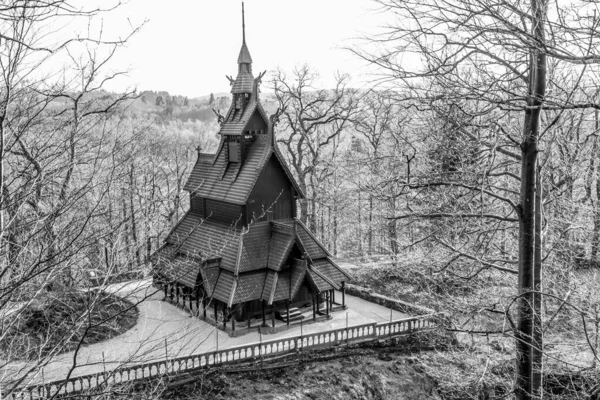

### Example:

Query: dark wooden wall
xmin=191 ymin=195 xmax=243 ymax=224
xmin=245 ymin=111 xmax=267 ymax=134
xmin=191 ymin=196 xmax=205 ymax=215
xmin=246 ymin=155 xmax=294 ymax=223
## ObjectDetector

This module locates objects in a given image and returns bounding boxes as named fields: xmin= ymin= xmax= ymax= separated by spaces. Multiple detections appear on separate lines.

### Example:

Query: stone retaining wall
xmin=345 ymin=284 xmax=436 ymax=315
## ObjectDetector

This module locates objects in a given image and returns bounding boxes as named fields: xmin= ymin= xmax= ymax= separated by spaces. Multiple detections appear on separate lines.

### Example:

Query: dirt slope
xmin=163 ymin=345 xmax=441 ymax=400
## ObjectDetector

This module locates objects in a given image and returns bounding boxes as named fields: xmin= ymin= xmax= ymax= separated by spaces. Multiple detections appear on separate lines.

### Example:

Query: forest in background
xmin=2 ymin=0 xmax=600 ymax=399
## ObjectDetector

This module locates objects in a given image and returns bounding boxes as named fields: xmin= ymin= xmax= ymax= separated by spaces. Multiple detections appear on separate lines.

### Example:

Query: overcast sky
xmin=96 ymin=0 xmax=387 ymax=97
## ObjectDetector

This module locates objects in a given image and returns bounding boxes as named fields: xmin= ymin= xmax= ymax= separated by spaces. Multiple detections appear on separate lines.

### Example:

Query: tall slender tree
xmin=353 ymin=0 xmax=600 ymax=397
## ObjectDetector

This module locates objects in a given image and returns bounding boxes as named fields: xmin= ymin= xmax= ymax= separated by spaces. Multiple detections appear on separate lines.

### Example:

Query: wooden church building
xmin=152 ymin=6 xmax=351 ymax=330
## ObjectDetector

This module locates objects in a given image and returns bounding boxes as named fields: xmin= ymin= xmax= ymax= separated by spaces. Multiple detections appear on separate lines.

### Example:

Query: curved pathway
xmin=1 ymin=279 xmax=407 ymax=388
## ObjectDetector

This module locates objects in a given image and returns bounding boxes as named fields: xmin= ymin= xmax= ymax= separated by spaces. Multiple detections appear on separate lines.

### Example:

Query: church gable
xmin=247 ymin=155 xmax=295 ymax=222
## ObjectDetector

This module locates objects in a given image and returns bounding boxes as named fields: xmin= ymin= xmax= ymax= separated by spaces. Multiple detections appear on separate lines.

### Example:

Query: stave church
xmin=152 ymin=5 xmax=350 ymax=332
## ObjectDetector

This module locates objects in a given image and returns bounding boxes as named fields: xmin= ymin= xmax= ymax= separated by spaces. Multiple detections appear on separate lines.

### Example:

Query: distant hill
xmin=127 ymin=89 xmax=280 ymax=123
xmin=123 ymin=90 xmax=233 ymax=124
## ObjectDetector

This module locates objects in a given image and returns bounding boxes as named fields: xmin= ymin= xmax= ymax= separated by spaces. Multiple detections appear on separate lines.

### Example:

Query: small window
xmin=235 ymin=95 xmax=242 ymax=109
xmin=228 ymin=142 xmax=239 ymax=162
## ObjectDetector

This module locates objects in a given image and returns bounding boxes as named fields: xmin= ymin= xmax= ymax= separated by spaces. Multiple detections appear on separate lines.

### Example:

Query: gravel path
xmin=2 ymin=278 xmax=409 ymax=388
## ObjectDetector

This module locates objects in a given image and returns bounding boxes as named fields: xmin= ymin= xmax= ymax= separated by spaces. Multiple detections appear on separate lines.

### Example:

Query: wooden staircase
xmin=276 ymin=307 xmax=304 ymax=323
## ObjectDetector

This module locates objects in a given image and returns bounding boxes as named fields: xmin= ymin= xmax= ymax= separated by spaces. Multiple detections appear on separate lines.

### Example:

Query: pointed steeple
xmin=238 ymin=2 xmax=252 ymax=64
xmin=232 ymin=2 xmax=254 ymax=94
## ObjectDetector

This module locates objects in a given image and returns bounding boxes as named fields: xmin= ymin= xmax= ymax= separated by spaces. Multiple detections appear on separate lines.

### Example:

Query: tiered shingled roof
xmin=183 ymin=86 xmax=302 ymax=204
xmin=155 ymin=218 xmax=351 ymax=307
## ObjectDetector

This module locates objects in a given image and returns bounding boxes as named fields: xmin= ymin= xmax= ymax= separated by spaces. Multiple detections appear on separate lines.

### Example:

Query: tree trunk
xmin=388 ymin=197 xmax=398 ymax=262
xmin=532 ymin=170 xmax=543 ymax=398
xmin=320 ymin=204 xmax=325 ymax=243
xmin=369 ymin=195 xmax=373 ymax=254
xmin=0 ymin=115 xmax=4 ymax=273
xmin=333 ymin=202 xmax=338 ymax=256
xmin=300 ymin=199 xmax=309 ymax=225
xmin=358 ymin=189 xmax=363 ymax=255
xmin=309 ymin=196 xmax=317 ymax=232
xmin=129 ymin=163 xmax=141 ymax=267
xmin=516 ymin=5 xmax=547 ymax=397
xmin=593 ymin=180 xmax=600 ymax=262
xmin=122 ymin=188 xmax=131 ymax=269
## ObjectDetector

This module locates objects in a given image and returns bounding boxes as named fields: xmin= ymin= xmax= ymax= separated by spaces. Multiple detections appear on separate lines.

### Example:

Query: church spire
xmin=242 ymin=2 xmax=246 ymax=43
xmin=237 ymin=2 xmax=252 ymax=65
xmin=232 ymin=2 xmax=253 ymax=93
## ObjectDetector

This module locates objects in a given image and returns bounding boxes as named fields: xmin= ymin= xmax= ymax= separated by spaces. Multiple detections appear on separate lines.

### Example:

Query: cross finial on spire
xmin=242 ymin=2 xmax=246 ymax=43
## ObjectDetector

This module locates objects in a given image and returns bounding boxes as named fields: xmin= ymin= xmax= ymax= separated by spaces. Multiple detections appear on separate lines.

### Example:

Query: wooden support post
xmin=214 ymin=300 xmax=218 ymax=322
xmin=223 ymin=306 xmax=228 ymax=330
xmin=286 ymin=299 xmax=290 ymax=326
xmin=341 ymin=281 xmax=346 ymax=309
xmin=316 ymin=294 xmax=320 ymax=313
xmin=175 ymin=283 xmax=180 ymax=304
xmin=196 ymin=288 xmax=200 ymax=312
xmin=189 ymin=290 xmax=193 ymax=311
xmin=163 ymin=284 xmax=167 ymax=301
xmin=312 ymin=295 xmax=316 ymax=321
xmin=262 ymin=300 xmax=267 ymax=327
xmin=326 ymin=292 xmax=330 ymax=319
xmin=147 ymin=236 xmax=151 ymax=263
xmin=271 ymin=305 xmax=275 ymax=328
xmin=203 ymin=297 xmax=207 ymax=318
xmin=330 ymin=290 xmax=334 ymax=311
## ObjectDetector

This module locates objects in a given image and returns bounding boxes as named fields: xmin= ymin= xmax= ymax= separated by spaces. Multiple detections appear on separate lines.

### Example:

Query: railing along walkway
xmin=5 ymin=314 xmax=437 ymax=399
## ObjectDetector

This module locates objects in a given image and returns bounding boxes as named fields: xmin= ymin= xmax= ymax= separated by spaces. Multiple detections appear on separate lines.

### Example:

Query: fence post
xmin=346 ymin=312 xmax=349 ymax=344
xmin=164 ymin=338 xmax=169 ymax=372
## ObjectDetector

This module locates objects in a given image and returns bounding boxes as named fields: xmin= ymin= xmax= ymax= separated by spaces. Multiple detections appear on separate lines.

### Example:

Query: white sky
xmin=92 ymin=0 xmax=387 ymax=97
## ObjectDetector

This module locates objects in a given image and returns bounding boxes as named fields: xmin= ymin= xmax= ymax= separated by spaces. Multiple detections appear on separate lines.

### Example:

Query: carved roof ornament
xmin=270 ymin=106 xmax=286 ymax=129
xmin=212 ymin=108 xmax=225 ymax=125
xmin=253 ymin=70 xmax=267 ymax=96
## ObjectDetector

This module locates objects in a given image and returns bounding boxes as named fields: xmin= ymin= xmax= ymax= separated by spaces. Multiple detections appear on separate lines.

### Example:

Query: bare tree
xmin=352 ymin=0 xmax=600 ymax=397
xmin=272 ymin=66 xmax=360 ymax=235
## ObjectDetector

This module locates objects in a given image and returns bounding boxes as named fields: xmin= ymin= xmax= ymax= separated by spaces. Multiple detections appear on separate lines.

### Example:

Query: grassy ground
xmin=1 ymin=289 xmax=138 ymax=361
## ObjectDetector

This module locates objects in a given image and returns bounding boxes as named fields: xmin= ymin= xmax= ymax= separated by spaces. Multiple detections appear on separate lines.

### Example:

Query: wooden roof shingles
xmin=272 ymin=269 xmax=291 ymax=302
xmin=153 ymin=241 xmax=202 ymax=288
xmin=306 ymin=268 xmax=332 ymax=292
xmin=267 ymin=231 xmax=294 ymax=271
xmin=261 ymin=270 xmax=278 ymax=304
xmin=271 ymin=220 xmax=294 ymax=234
xmin=199 ymin=264 xmax=220 ymax=297
xmin=295 ymin=220 xmax=328 ymax=259
xmin=167 ymin=256 xmax=201 ymax=288
xmin=183 ymin=144 xmax=227 ymax=194
xmin=184 ymin=140 xmax=270 ymax=205
xmin=167 ymin=212 xmax=241 ymax=272
xmin=213 ymin=270 xmax=235 ymax=303
xmin=239 ymin=221 xmax=271 ymax=272
xmin=232 ymin=71 xmax=254 ymax=93
xmin=290 ymin=259 xmax=307 ymax=298
xmin=232 ymin=271 xmax=267 ymax=304
xmin=237 ymin=42 xmax=253 ymax=64
xmin=311 ymin=258 xmax=352 ymax=284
